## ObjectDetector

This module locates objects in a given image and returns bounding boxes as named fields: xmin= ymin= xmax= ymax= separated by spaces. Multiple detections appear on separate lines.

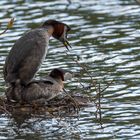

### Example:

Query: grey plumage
xmin=22 ymin=76 xmax=63 ymax=103
xmin=5 ymin=68 xmax=65 ymax=104
xmin=4 ymin=28 xmax=49 ymax=85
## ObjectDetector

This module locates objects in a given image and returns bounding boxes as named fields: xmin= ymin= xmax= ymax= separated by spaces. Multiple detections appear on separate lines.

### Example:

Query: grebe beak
xmin=59 ymin=25 xmax=72 ymax=51
xmin=63 ymin=39 xmax=72 ymax=51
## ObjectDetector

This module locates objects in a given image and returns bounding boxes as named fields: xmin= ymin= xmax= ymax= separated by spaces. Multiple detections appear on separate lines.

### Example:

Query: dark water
xmin=0 ymin=0 xmax=140 ymax=139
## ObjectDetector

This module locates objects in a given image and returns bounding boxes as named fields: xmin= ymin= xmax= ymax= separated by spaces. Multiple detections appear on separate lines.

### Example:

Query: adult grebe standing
xmin=4 ymin=20 xmax=71 ymax=101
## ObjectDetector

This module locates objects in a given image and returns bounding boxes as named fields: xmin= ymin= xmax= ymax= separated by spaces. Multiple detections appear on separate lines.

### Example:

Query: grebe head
xmin=42 ymin=20 xmax=71 ymax=50
xmin=49 ymin=68 xmax=65 ymax=81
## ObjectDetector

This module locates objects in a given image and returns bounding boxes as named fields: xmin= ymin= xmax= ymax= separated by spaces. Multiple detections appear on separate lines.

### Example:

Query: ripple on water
xmin=0 ymin=0 xmax=140 ymax=139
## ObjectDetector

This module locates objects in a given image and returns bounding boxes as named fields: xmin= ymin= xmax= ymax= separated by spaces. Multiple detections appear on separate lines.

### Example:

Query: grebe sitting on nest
xmin=6 ymin=68 xmax=67 ymax=104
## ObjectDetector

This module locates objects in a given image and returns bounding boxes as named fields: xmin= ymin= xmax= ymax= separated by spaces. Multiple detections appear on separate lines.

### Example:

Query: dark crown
xmin=42 ymin=20 xmax=70 ymax=39
xmin=49 ymin=68 xmax=65 ymax=81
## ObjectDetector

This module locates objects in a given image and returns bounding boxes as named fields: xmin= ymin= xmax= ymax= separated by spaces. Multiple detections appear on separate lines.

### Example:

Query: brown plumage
xmin=42 ymin=20 xmax=71 ymax=39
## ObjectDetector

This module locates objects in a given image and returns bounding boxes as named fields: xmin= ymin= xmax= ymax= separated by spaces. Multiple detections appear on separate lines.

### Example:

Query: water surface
xmin=0 ymin=0 xmax=140 ymax=139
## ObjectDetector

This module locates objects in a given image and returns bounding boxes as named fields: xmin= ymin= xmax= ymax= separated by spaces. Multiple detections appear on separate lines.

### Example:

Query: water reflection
xmin=0 ymin=0 xmax=140 ymax=139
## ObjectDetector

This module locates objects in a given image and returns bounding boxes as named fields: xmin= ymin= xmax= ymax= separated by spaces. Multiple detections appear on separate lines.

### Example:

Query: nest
xmin=0 ymin=93 xmax=93 ymax=118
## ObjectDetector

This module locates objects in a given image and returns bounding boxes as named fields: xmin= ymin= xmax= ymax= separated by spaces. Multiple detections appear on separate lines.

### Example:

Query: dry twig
xmin=0 ymin=18 xmax=14 ymax=35
xmin=65 ymin=51 xmax=113 ymax=123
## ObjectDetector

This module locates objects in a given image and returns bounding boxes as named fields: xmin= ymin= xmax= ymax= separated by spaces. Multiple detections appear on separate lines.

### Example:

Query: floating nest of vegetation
xmin=0 ymin=92 xmax=93 ymax=118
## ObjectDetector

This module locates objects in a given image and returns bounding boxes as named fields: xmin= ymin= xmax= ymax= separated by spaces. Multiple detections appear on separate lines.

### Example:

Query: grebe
xmin=4 ymin=20 xmax=71 ymax=87
xmin=6 ymin=68 xmax=66 ymax=103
